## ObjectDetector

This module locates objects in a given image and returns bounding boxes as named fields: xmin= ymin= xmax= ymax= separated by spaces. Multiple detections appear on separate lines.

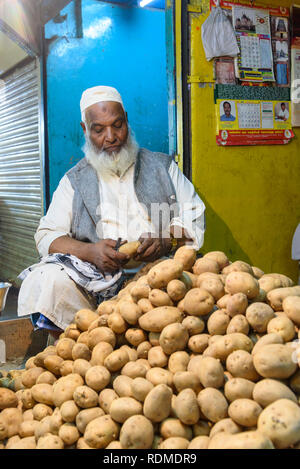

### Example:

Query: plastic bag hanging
xmin=201 ymin=0 xmax=239 ymax=61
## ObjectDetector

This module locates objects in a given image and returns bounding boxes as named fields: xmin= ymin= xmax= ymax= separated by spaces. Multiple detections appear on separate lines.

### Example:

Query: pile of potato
xmin=1 ymin=247 xmax=300 ymax=449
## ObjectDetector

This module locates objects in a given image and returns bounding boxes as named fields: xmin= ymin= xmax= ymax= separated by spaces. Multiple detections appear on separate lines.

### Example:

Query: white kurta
xmin=18 ymin=159 xmax=206 ymax=329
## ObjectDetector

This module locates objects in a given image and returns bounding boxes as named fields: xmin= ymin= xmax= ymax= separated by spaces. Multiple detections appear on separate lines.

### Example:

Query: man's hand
xmin=134 ymin=232 xmax=172 ymax=263
xmin=86 ymin=239 xmax=129 ymax=273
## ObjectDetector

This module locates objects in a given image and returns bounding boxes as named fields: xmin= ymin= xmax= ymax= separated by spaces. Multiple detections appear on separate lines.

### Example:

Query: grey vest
xmin=66 ymin=148 xmax=179 ymax=243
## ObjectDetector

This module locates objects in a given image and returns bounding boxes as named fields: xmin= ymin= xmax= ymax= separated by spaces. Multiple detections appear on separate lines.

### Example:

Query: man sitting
xmin=17 ymin=86 xmax=206 ymax=339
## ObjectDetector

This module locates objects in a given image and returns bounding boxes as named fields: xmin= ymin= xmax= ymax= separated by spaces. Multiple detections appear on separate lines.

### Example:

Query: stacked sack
xmin=1 ymin=246 xmax=300 ymax=449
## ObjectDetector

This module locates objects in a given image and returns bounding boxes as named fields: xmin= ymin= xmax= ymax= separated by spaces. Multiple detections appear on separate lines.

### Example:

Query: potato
xmin=143 ymin=384 xmax=172 ymax=422
xmin=9 ymin=436 xmax=37 ymax=449
xmin=167 ymin=279 xmax=187 ymax=302
xmin=34 ymin=415 xmax=52 ymax=440
xmin=56 ymin=338 xmax=75 ymax=361
xmin=245 ymin=302 xmax=275 ymax=333
xmin=121 ymin=361 xmax=148 ymax=379
xmin=74 ymin=309 xmax=99 ymax=331
xmin=173 ymin=246 xmax=197 ymax=271
xmin=120 ymin=415 xmax=153 ymax=449
xmin=19 ymin=419 xmax=40 ymax=438
xmin=253 ymin=379 xmax=297 ymax=411
xmin=226 ymin=314 xmax=249 ymax=335
xmin=192 ymin=257 xmax=219 ymax=275
xmin=137 ymin=341 xmax=152 ymax=359
xmin=131 ymin=377 xmax=154 ymax=402
xmin=137 ymin=298 xmax=153 ymax=313
xmin=267 ymin=315 xmax=296 ymax=342
xmin=197 ymin=276 xmax=225 ymax=301
xmin=183 ymin=288 xmax=214 ymax=316
xmin=76 ymin=437 xmax=96 ymax=449
xmin=88 ymin=327 xmax=116 ymax=350
xmin=224 ymin=378 xmax=256 ymax=402
xmin=159 ymin=437 xmax=189 ymax=449
xmin=60 ymin=360 xmax=74 ymax=376
xmin=148 ymin=332 xmax=160 ymax=346
xmin=104 ymin=349 xmax=129 ymax=372
xmin=52 ymin=374 xmax=84 ymax=407
xmin=204 ymin=333 xmax=253 ymax=361
xmin=197 ymin=388 xmax=228 ymax=422
xmin=187 ymin=355 xmax=203 ymax=374
xmin=174 ymin=389 xmax=200 ymax=425
xmin=267 ymin=286 xmax=300 ymax=311
xmin=32 ymin=403 xmax=53 ymax=421
xmin=228 ymin=398 xmax=262 ymax=427
xmin=75 ymin=407 xmax=105 ymax=434
xmin=147 ymin=259 xmax=183 ymax=289
xmin=168 ymin=351 xmax=189 ymax=374
xmin=49 ymin=407 xmax=63 ymax=435
xmin=252 ymin=266 xmax=264 ymax=279
xmin=33 ymin=347 xmax=57 ymax=367
xmin=60 ymin=400 xmax=80 ymax=423
xmin=222 ymin=260 xmax=254 ymax=276
xmin=109 ymin=397 xmax=143 ymax=423
xmin=282 ymin=296 xmax=300 ymax=326
xmin=84 ymin=415 xmax=119 ymax=449
xmin=85 ymin=366 xmax=110 ymax=392
xmin=119 ymin=240 xmax=140 ymax=257
xmin=72 ymin=359 xmax=91 ymax=378
xmin=36 ymin=371 xmax=57 ymax=386
xmin=21 ymin=367 xmax=45 ymax=388
xmin=43 ymin=355 xmax=64 ymax=376
xmin=71 ymin=343 xmax=91 ymax=362
xmin=159 ymin=323 xmax=189 ymax=355
xmin=119 ymin=302 xmax=143 ymax=326
xmin=187 ymin=334 xmax=209 ymax=354
xmin=97 ymin=299 xmax=118 ymax=315
xmin=198 ymin=356 xmax=224 ymax=389
xmin=192 ymin=420 xmax=210 ymax=437
xmin=0 ymin=388 xmax=18 ymax=409
xmin=59 ymin=423 xmax=80 ymax=445
xmin=160 ymin=418 xmax=192 ymax=440
xmin=226 ymin=350 xmax=259 ymax=381
xmin=188 ymin=436 xmax=209 ymax=449
xmin=90 ymin=341 xmax=113 ymax=366
xmin=138 ymin=306 xmax=183 ymax=332
xmin=0 ymin=408 xmax=22 ymax=439
xmin=148 ymin=289 xmax=172 ymax=307
xmin=113 ymin=375 xmax=133 ymax=397
xmin=208 ymin=430 xmax=274 ymax=449
xmin=251 ymin=332 xmax=283 ymax=355
xmin=36 ymin=433 xmax=64 ymax=449
xmin=257 ymin=399 xmax=300 ymax=449
xmin=217 ymin=293 xmax=230 ymax=310
xmin=225 ymin=272 xmax=259 ymax=299
xmin=22 ymin=409 xmax=34 ymax=421
xmin=207 ymin=310 xmax=230 ymax=336
xmin=73 ymin=385 xmax=99 ymax=408
xmin=182 ymin=316 xmax=205 ymax=336
xmin=64 ymin=323 xmax=81 ymax=341
xmin=253 ymin=344 xmax=297 ymax=379
xmin=119 ymin=345 xmax=138 ymax=362
xmin=146 ymin=367 xmax=173 ymax=388
xmin=173 ymin=371 xmax=202 ymax=394
xmin=31 ymin=384 xmax=53 ymax=406
xmin=125 ymin=328 xmax=147 ymax=347
xmin=203 ymin=251 xmax=229 ymax=270
xmin=209 ymin=418 xmax=242 ymax=438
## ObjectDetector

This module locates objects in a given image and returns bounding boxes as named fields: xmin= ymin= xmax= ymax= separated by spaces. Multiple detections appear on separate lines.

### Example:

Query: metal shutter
xmin=0 ymin=59 xmax=44 ymax=284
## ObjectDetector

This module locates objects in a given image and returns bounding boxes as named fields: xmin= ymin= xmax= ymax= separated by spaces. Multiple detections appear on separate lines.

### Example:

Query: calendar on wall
xmin=209 ymin=0 xmax=294 ymax=145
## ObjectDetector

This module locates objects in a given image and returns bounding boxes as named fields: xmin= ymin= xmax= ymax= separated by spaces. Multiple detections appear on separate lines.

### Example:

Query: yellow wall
xmin=188 ymin=0 xmax=300 ymax=281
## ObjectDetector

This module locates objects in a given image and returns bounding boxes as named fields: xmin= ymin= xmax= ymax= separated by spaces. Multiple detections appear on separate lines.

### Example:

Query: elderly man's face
xmin=81 ymin=101 xmax=128 ymax=154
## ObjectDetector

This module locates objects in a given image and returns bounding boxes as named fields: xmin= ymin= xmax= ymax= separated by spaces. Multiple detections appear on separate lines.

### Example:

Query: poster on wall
xmin=216 ymin=98 xmax=294 ymax=145
xmin=291 ymin=4 xmax=300 ymax=126
xmin=232 ymin=6 xmax=275 ymax=82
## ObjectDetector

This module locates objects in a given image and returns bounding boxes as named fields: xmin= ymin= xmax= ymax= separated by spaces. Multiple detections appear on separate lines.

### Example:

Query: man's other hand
xmin=134 ymin=232 xmax=172 ymax=263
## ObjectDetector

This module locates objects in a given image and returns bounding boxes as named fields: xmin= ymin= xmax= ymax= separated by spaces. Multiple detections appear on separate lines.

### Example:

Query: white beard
xmin=82 ymin=130 xmax=139 ymax=180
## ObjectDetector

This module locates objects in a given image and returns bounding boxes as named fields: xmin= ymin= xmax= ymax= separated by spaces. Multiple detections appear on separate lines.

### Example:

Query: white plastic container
xmin=0 ymin=282 xmax=12 ymax=312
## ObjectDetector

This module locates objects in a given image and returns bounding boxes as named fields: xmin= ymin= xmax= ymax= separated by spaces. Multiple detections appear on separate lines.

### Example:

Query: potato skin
xmin=253 ymin=344 xmax=297 ymax=379
xmin=120 ymin=415 xmax=154 ymax=449
xmin=257 ymin=399 xmax=300 ymax=449
xmin=197 ymin=388 xmax=228 ymax=423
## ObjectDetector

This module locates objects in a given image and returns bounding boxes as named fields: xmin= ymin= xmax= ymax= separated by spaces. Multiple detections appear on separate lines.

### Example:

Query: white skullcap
xmin=80 ymin=86 xmax=124 ymax=121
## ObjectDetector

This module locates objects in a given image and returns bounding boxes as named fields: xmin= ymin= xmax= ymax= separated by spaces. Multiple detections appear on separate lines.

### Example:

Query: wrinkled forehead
xmin=84 ymin=101 xmax=126 ymax=124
